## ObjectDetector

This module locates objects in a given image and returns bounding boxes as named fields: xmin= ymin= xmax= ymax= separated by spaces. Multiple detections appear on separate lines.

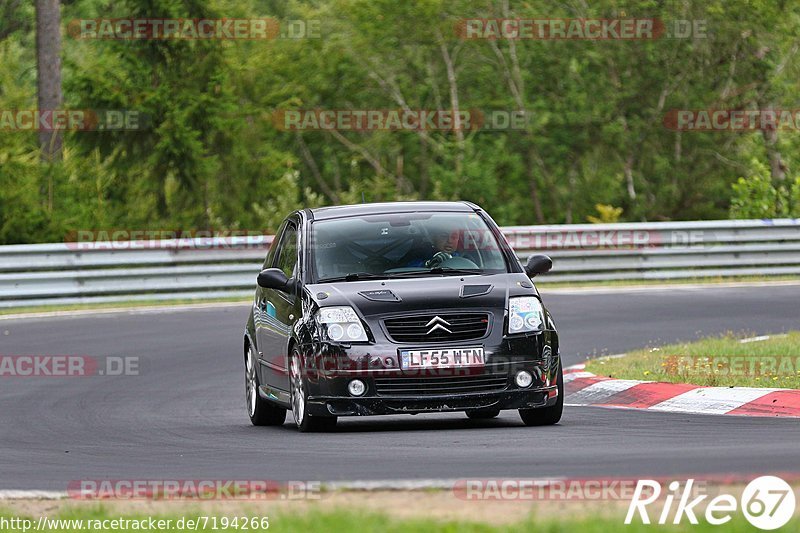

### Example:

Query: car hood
xmin=306 ymin=273 xmax=538 ymax=317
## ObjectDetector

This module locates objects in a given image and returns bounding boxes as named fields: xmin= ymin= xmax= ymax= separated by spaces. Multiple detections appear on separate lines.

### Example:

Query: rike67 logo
xmin=626 ymin=476 xmax=796 ymax=530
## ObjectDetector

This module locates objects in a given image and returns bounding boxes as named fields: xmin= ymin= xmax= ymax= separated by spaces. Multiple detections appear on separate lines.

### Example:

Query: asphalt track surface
xmin=1 ymin=284 xmax=799 ymax=490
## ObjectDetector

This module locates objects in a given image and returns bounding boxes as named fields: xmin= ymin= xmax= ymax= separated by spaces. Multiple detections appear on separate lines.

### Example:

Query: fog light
xmin=515 ymin=370 xmax=533 ymax=388
xmin=348 ymin=379 xmax=366 ymax=396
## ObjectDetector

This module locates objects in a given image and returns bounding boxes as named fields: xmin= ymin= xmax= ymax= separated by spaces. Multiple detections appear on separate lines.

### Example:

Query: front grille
xmin=375 ymin=373 xmax=508 ymax=397
xmin=383 ymin=313 xmax=490 ymax=343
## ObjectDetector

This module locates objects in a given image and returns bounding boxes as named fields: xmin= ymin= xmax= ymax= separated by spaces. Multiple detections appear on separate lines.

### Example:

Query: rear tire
xmin=466 ymin=408 xmax=500 ymax=420
xmin=519 ymin=362 xmax=563 ymax=426
xmin=246 ymin=345 xmax=286 ymax=426
xmin=290 ymin=350 xmax=337 ymax=433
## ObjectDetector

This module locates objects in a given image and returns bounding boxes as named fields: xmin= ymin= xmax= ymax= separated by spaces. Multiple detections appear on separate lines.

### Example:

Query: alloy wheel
xmin=245 ymin=348 xmax=257 ymax=417
xmin=290 ymin=354 xmax=305 ymax=426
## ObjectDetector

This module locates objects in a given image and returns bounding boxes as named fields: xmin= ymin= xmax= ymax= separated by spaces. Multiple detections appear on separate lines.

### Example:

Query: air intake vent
xmin=460 ymin=284 xmax=493 ymax=298
xmin=375 ymin=373 xmax=508 ymax=397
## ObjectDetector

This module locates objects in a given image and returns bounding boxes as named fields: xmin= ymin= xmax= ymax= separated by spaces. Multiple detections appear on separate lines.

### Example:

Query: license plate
xmin=400 ymin=347 xmax=485 ymax=370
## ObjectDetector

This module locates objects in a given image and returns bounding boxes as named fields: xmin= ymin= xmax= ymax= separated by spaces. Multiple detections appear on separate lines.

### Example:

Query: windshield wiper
xmin=389 ymin=267 xmax=484 ymax=277
xmin=317 ymin=272 xmax=390 ymax=282
xmin=430 ymin=267 xmax=484 ymax=275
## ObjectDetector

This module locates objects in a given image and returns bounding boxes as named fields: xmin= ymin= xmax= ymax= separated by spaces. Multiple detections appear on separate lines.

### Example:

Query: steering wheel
xmin=429 ymin=255 xmax=479 ymax=269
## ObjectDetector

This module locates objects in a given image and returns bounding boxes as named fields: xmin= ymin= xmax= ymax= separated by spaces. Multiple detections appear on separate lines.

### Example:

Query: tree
xmin=35 ymin=0 xmax=63 ymax=162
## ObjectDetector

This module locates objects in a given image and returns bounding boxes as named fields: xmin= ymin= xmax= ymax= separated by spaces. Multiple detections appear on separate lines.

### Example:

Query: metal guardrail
xmin=1 ymin=219 xmax=798 ymax=308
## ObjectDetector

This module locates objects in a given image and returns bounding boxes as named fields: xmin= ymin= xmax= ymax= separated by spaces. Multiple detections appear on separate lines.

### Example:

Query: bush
xmin=729 ymin=160 xmax=799 ymax=219
xmin=587 ymin=204 xmax=623 ymax=223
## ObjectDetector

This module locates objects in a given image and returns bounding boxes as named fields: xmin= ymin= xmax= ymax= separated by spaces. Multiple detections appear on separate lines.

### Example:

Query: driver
xmin=424 ymin=229 xmax=461 ymax=268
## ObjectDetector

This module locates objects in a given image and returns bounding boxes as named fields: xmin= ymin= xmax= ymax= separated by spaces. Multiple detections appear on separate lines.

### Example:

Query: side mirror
xmin=524 ymin=254 xmax=552 ymax=277
xmin=257 ymin=268 xmax=290 ymax=291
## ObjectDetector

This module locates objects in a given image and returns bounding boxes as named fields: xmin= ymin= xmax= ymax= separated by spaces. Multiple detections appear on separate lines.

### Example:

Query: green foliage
xmin=730 ymin=160 xmax=799 ymax=218
xmin=587 ymin=204 xmax=623 ymax=224
xmin=251 ymin=169 xmax=324 ymax=230
xmin=791 ymin=177 xmax=800 ymax=217
xmin=3 ymin=0 xmax=800 ymax=243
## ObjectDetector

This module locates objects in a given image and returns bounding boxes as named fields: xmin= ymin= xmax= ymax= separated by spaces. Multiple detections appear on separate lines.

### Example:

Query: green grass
xmin=585 ymin=331 xmax=800 ymax=388
xmin=1 ymin=507 xmax=794 ymax=533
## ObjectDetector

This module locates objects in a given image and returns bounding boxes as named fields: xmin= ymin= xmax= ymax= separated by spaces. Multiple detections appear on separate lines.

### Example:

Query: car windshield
xmin=311 ymin=211 xmax=509 ymax=282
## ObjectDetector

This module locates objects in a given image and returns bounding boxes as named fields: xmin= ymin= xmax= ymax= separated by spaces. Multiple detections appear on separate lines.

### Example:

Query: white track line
xmin=739 ymin=334 xmax=788 ymax=343
xmin=543 ymin=280 xmax=800 ymax=295
xmin=0 ymin=491 xmax=66 ymax=500
xmin=4 ymin=280 xmax=799 ymax=320
xmin=325 ymin=479 xmax=462 ymax=491
xmin=0 ymin=302 xmax=248 ymax=321
xmin=0 ymin=479 xmax=511 ymax=499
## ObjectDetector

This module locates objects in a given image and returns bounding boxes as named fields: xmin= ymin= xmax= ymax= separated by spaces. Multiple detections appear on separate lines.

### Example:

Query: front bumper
xmin=299 ymin=330 xmax=560 ymax=417
xmin=307 ymin=385 xmax=558 ymax=417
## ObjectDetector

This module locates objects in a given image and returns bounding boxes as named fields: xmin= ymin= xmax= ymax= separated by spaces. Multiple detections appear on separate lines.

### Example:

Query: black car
xmin=243 ymin=201 xmax=561 ymax=432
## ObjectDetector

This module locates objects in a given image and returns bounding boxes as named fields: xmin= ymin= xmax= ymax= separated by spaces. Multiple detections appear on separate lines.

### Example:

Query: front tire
xmin=290 ymin=350 xmax=337 ymax=432
xmin=246 ymin=345 xmax=286 ymax=426
xmin=519 ymin=362 xmax=563 ymax=426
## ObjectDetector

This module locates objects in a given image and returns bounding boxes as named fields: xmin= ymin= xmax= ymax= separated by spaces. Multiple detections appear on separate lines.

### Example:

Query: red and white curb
xmin=564 ymin=364 xmax=800 ymax=418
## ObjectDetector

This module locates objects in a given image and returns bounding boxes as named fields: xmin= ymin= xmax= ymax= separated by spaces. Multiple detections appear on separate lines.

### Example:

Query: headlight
xmin=507 ymin=296 xmax=544 ymax=334
xmin=316 ymin=306 xmax=369 ymax=342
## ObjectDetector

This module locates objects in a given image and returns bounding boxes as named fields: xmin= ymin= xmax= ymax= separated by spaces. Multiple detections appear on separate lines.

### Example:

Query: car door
xmin=255 ymin=218 xmax=300 ymax=394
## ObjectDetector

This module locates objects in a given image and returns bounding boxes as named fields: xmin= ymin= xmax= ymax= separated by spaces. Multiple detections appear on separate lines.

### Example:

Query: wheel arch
xmin=243 ymin=331 xmax=256 ymax=361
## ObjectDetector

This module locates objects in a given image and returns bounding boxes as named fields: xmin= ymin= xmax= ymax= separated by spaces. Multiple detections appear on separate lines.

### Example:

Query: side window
xmin=274 ymin=222 xmax=298 ymax=278
xmin=263 ymin=221 xmax=287 ymax=270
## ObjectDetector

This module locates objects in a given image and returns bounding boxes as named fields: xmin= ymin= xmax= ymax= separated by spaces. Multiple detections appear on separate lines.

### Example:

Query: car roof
xmin=306 ymin=201 xmax=478 ymax=221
